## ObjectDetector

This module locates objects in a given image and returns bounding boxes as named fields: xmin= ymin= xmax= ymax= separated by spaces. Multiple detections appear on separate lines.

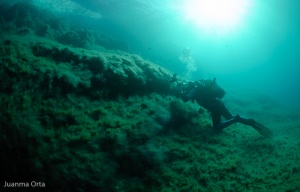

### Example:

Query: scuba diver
xmin=180 ymin=78 xmax=273 ymax=138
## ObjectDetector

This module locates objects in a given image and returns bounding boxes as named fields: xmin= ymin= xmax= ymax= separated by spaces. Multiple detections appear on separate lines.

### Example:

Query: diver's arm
xmin=181 ymin=88 xmax=197 ymax=102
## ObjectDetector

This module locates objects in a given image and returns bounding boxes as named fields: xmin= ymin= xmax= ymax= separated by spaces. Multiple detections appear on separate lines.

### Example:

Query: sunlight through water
xmin=180 ymin=0 xmax=252 ymax=34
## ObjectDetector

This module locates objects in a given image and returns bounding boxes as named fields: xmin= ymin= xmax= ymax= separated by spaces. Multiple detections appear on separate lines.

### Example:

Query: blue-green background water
xmin=5 ymin=0 xmax=300 ymax=107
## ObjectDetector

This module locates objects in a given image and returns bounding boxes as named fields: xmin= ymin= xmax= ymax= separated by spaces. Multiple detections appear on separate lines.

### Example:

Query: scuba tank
xmin=196 ymin=78 xmax=226 ymax=99
xmin=176 ymin=77 xmax=225 ymax=99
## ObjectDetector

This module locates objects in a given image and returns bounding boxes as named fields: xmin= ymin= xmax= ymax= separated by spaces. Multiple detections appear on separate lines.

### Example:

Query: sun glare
xmin=181 ymin=0 xmax=250 ymax=33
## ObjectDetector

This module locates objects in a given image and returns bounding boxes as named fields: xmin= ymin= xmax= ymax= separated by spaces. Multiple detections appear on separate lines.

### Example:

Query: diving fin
xmin=235 ymin=115 xmax=273 ymax=138
xmin=251 ymin=121 xmax=273 ymax=139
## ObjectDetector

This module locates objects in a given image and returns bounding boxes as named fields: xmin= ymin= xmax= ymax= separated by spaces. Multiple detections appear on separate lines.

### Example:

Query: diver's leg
xmin=217 ymin=98 xmax=233 ymax=120
xmin=235 ymin=115 xmax=256 ymax=126
xmin=212 ymin=99 xmax=238 ymax=131
xmin=214 ymin=117 xmax=238 ymax=131
xmin=211 ymin=110 xmax=221 ymax=129
xmin=215 ymin=98 xmax=256 ymax=126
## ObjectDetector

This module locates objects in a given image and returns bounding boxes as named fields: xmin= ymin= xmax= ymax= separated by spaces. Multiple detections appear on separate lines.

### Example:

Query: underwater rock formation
xmin=0 ymin=2 xmax=128 ymax=51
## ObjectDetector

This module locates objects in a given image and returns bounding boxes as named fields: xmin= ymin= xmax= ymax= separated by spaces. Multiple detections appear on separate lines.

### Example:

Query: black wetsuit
xmin=182 ymin=86 xmax=253 ymax=131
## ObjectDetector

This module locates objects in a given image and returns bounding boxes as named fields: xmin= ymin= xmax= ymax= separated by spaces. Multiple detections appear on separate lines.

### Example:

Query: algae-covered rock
xmin=0 ymin=22 xmax=188 ymax=190
xmin=0 ymin=2 xmax=128 ymax=51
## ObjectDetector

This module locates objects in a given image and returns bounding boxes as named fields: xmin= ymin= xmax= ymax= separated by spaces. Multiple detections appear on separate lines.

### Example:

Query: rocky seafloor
xmin=1 ymin=2 xmax=300 ymax=192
